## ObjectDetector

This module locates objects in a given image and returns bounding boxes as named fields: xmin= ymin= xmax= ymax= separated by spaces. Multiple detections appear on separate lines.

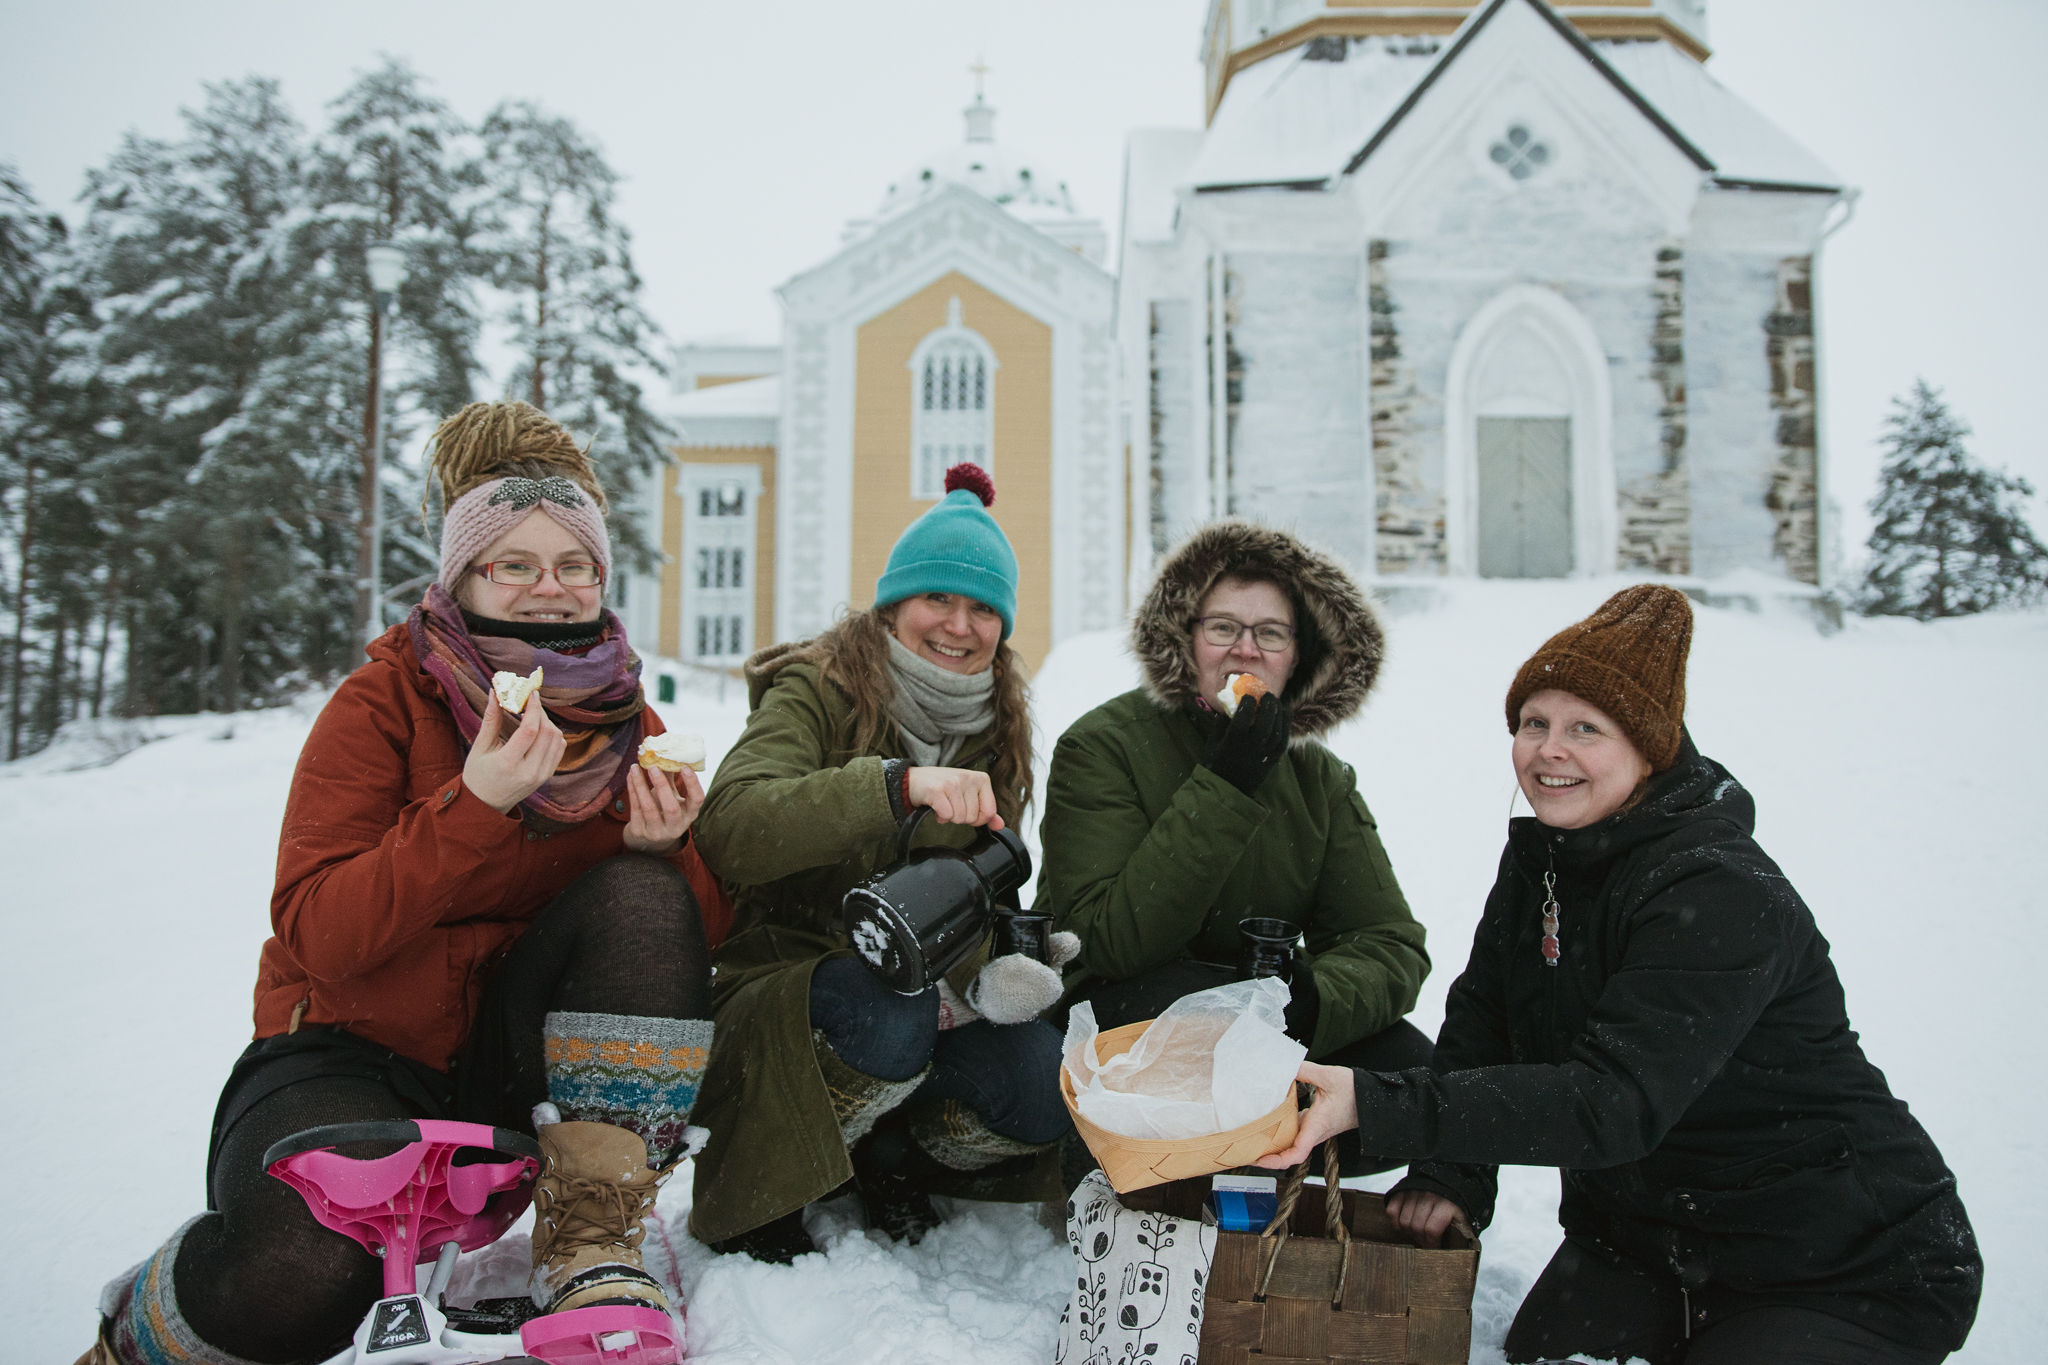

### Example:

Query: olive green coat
xmin=1035 ymin=520 xmax=1429 ymax=1057
xmin=686 ymin=645 xmax=1010 ymax=1243
xmin=1037 ymin=691 xmax=1426 ymax=1056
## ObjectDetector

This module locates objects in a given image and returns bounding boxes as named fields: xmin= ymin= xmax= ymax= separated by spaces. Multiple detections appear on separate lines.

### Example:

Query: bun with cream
xmin=638 ymin=732 xmax=706 ymax=773
xmin=1215 ymin=672 xmax=1269 ymax=718
xmin=492 ymin=666 xmax=544 ymax=715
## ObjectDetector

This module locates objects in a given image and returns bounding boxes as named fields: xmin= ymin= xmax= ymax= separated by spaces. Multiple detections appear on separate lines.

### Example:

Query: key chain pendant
xmin=1540 ymin=870 xmax=1561 ymax=966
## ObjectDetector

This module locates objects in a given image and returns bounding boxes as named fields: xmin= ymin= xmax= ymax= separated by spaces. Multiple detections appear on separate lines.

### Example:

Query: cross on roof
xmin=969 ymin=55 xmax=990 ymax=101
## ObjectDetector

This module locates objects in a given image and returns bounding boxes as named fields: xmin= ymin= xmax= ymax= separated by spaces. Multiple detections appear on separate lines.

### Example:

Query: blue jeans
xmin=808 ymin=956 xmax=1069 ymax=1144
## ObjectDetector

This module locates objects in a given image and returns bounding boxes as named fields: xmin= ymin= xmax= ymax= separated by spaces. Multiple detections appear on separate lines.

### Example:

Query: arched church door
xmin=1443 ymin=287 xmax=1614 ymax=579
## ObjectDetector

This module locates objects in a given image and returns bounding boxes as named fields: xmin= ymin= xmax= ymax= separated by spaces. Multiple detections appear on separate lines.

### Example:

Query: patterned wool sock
xmin=811 ymin=1029 xmax=928 ymax=1147
xmin=542 ymin=1010 xmax=714 ymax=1168
xmin=907 ymin=1097 xmax=1049 ymax=1171
xmin=99 ymin=1217 xmax=268 ymax=1365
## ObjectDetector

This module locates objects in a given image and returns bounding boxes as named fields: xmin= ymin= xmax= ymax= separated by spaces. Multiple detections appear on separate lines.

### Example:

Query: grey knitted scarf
xmin=886 ymin=634 xmax=996 ymax=767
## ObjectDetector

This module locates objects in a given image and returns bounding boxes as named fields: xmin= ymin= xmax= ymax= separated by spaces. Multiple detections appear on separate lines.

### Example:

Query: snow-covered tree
xmin=1861 ymin=379 xmax=2048 ymax=620
xmin=1 ymin=164 xmax=105 ymax=758
xmin=73 ymin=78 xmax=333 ymax=714
xmin=478 ymin=101 xmax=670 ymax=559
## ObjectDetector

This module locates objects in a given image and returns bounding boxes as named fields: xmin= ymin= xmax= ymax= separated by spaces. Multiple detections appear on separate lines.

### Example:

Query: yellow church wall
xmin=657 ymin=446 xmax=777 ymax=664
xmin=851 ymin=272 xmax=1053 ymax=672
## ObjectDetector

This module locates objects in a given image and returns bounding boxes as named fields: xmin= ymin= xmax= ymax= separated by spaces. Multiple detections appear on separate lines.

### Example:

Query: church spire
xmin=964 ymin=56 xmax=995 ymax=143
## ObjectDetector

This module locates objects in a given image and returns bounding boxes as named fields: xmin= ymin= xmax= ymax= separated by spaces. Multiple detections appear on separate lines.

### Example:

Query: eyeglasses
xmin=1195 ymin=616 xmax=1296 ymax=652
xmin=471 ymin=560 xmax=605 ymax=589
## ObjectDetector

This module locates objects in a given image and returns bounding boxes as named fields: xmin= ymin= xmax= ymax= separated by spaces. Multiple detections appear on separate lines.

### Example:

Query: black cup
xmin=1238 ymin=917 xmax=1302 ymax=981
xmin=993 ymin=908 xmax=1053 ymax=964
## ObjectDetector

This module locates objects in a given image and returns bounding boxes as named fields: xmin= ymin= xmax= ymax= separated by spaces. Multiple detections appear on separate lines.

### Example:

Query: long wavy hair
xmin=772 ymin=605 xmax=1033 ymax=823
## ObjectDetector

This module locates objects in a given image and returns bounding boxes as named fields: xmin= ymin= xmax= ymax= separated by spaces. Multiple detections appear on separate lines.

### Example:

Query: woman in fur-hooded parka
xmin=1035 ymin=521 xmax=1429 ymax=1058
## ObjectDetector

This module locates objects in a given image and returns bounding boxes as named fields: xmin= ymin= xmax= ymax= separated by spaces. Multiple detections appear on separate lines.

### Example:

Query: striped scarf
xmin=408 ymin=584 xmax=647 ymax=833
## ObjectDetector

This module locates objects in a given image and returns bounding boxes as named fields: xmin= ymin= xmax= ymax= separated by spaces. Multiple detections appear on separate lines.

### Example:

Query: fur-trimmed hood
xmin=1131 ymin=521 xmax=1385 ymax=739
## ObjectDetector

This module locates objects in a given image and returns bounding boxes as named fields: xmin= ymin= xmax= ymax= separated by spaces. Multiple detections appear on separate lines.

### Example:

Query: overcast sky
xmin=4 ymin=0 xmax=2044 ymax=566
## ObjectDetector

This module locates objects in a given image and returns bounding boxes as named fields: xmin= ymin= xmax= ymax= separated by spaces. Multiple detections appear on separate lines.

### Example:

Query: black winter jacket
xmin=1375 ymin=740 xmax=1980 ymax=1351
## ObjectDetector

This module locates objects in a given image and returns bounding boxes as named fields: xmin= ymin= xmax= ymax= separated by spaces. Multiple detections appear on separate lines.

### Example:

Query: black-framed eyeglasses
xmin=1195 ymin=616 xmax=1295 ymax=652
xmin=470 ymin=560 xmax=605 ymax=589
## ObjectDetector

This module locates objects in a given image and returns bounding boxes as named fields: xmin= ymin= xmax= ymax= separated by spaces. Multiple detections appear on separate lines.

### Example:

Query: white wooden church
xmin=626 ymin=0 xmax=1849 ymax=673
xmin=1124 ymin=0 xmax=1847 ymax=601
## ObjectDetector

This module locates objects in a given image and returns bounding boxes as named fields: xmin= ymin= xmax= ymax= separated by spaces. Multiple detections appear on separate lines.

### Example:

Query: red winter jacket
xmin=252 ymin=624 xmax=730 ymax=1070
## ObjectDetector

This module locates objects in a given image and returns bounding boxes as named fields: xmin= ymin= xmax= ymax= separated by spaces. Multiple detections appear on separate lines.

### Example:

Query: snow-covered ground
xmin=8 ymin=579 xmax=2043 ymax=1360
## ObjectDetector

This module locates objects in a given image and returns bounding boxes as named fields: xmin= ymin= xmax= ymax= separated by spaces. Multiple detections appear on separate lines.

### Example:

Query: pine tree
xmin=477 ymin=101 xmax=671 ymax=559
xmin=72 ymin=78 xmax=327 ymax=714
xmin=1862 ymin=379 xmax=2048 ymax=619
xmin=1 ymin=163 xmax=102 ymax=758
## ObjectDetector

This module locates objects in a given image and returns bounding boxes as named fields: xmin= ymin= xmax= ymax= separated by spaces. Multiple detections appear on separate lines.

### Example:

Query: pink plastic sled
xmin=265 ymin=1119 xmax=681 ymax=1364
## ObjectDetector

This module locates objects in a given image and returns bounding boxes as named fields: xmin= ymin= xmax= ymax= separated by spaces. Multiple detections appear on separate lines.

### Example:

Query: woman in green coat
xmin=689 ymin=465 xmax=1072 ymax=1262
xmin=1037 ymin=521 xmax=1432 ymax=1104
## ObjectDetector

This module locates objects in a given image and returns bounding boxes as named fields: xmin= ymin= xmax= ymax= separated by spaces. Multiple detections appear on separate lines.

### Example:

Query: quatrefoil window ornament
xmin=1490 ymin=124 xmax=1552 ymax=181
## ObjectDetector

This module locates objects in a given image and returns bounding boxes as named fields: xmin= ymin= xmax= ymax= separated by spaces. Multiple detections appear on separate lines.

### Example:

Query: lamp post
xmin=360 ymin=240 xmax=408 ymax=643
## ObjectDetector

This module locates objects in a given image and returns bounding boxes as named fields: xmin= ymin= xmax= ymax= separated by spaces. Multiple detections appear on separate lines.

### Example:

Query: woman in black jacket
xmin=1266 ymin=585 xmax=1980 ymax=1364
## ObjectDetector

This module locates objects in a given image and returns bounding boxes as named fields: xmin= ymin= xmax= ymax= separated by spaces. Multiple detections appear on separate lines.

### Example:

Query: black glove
xmin=1201 ymin=693 xmax=1291 ymax=796
xmin=1283 ymin=947 xmax=1321 ymax=1046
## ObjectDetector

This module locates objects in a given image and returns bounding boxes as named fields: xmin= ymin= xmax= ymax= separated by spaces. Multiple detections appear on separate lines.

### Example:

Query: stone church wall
xmin=1617 ymin=241 xmax=1692 ymax=574
xmin=1222 ymin=252 xmax=1372 ymax=567
xmin=1766 ymin=257 xmax=1820 ymax=584
xmin=1368 ymin=239 xmax=1438 ymax=574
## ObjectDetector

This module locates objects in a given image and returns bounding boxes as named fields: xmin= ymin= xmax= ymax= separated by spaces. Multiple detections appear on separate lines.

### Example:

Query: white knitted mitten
xmin=966 ymin=954 xmax=1064 ymax=1025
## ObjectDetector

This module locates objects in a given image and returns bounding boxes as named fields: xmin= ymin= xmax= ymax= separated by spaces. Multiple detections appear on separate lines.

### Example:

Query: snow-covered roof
xmin=1599 ymin=41 xmax=1841 ymax=190
xmin=872 ymin=97 xmax=1082 ymax=225
xmin=669 ymin=374 xmax=779 ymax=449
xmin=672 ymin=374 xmax=778 ymax=417
xmin=1175 ymin=0 xmax=1840 ymax=197
xmin=841 ymin=96 xmax=1106 ymax=263
xmin=1189 ymin=36 xmax=1447 ymax=190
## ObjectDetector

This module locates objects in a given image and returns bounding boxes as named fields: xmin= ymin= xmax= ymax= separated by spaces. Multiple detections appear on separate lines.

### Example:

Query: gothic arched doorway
xmin=1444 ymin=286 xmax=1614 ymax=578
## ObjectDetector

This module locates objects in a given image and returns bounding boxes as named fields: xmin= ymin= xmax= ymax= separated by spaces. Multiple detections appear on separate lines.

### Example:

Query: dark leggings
xmin=1504 ymin=1236 xmax=1949 ymax=1365
xmin=176 ymin=855 xmax=708 ymax=1363
xmin=808 ymin=956 xmax=1070 ymax=1144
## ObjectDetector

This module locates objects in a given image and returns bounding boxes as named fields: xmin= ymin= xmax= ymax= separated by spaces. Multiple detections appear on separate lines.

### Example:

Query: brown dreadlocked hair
xmin=770 ymin=606 xmax=1034 ymax=823
xmin=421 ymin=400 xmax=607 ymax=517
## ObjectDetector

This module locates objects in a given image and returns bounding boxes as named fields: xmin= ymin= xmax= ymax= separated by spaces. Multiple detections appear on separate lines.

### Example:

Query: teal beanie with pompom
xmin=874 ymin=464 xmax=1018 ymax=638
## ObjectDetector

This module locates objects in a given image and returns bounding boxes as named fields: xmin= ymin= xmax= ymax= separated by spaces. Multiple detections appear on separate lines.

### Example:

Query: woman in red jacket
xmin=82 ymin=402 xmax=725 ymax=1365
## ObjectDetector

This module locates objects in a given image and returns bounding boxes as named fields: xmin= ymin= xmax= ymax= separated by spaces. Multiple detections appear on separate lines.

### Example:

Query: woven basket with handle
xmin=1120 ymin=1139 xmax=1481 ymax=1365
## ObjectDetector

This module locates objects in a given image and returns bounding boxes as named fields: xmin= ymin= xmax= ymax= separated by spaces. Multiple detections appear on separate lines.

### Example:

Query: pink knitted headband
xmin=437 ymin=475 xmax=613 ymax=595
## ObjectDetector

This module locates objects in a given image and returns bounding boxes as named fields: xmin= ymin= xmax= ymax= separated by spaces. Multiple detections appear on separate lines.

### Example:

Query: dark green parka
xmin=1383 ymin=741 xmax=1980 ymax=1352
xmin=1034 ymin=520 xmax=1429 ymax=1057
xmin=686 ymin=637 xmax=1018 ymax=1244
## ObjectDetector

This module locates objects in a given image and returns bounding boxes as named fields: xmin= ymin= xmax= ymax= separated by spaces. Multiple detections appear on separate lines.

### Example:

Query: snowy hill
xmin=8 ymin=580 xmax=2044 ymax=1360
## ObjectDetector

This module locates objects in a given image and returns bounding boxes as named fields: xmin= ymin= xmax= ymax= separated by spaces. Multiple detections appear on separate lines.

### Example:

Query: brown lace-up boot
xmin=530 ymin=1120 xmax=672 ymax=1317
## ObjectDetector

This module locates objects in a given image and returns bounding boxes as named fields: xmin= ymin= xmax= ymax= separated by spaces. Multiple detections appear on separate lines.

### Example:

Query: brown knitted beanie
xmin=1504 ymin=585 xmax=1694 ymax=771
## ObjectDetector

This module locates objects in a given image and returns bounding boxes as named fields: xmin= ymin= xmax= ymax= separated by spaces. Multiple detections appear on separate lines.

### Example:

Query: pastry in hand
xmin=1215 ymin=671 xmax=1269 ymax=717
xmin=492 ymin=666 xmax=544 ymax=715
xmin=638 ymin=732 xmax=706 ymax=773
